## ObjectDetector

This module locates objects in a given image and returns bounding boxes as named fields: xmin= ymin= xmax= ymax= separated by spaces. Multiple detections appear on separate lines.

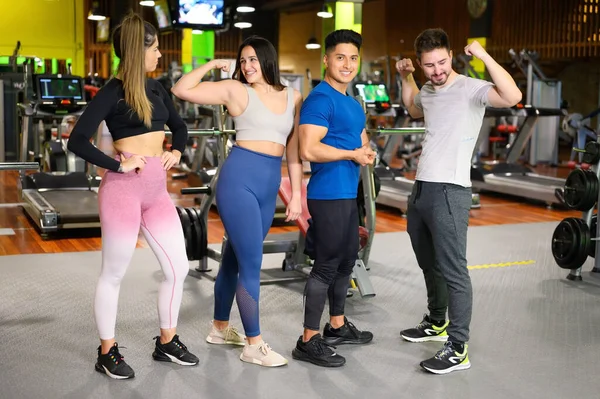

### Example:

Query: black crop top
xmin=66 ymin=78 xmax=187 ymax=172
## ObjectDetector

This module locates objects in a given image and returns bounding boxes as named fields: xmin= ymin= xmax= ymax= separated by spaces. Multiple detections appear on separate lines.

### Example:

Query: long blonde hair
xmin=112 ymin=12 xmax=156 ymax=127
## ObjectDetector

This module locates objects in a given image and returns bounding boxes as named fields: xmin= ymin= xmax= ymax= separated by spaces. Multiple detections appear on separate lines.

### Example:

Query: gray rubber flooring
xmin=1 ymin=222 xmax=599 ymax=399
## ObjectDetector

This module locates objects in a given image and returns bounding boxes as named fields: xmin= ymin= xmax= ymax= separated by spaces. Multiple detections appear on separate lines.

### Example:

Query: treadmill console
xmin=34 ymin=74 xmax=87 ymax=115
xmin=353 ymin=82 xmax=396 ymax=114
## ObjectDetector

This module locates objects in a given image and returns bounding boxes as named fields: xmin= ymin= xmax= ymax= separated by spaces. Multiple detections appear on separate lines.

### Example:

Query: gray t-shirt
xmin=414 ymin=74 xmax=493 ymax=187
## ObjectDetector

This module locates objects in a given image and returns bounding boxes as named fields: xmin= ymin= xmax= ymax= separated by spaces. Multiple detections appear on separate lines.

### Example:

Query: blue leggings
xmin=214 ymin=145 xmax=282 ymax=337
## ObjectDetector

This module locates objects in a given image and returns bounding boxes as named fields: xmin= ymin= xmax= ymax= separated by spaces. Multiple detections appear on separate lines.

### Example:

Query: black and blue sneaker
xmin=420 ymin=341 xmax=471 ymax=375
xmin=152 ymin=335 xmax=199 ymax=366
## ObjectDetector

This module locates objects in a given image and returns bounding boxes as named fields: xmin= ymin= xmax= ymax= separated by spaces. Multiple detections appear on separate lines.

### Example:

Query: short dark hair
xmin=232 ymin=36 xmax=284 ymax=91
xmin=324 ymin=29 xmax=362 ymax=53
xmin=414 ymin=28 xmax=450 ymax=59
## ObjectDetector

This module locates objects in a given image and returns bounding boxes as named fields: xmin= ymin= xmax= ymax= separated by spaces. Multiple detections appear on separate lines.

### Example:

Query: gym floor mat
xmin=1 ymin=221 xmax=598 ymax=399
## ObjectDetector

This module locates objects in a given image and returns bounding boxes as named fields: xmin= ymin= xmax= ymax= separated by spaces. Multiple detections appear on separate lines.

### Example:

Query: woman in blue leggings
xmin=172 ymin=36 xmax=303 ymax=367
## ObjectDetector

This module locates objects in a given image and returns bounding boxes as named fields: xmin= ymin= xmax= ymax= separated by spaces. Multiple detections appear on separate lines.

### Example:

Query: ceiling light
xmin=139 ymin=0 xmax=155 ymax=6
xmin=234 ymin=21 xmax=252 ymax=29
xmin=317 ymin=4 xmax=333 ymax=18
xmin=237 ymin=6 xmax=255 ymax=13
xmin=87 ymin=1 xmax=106 ymax=20
xmin=88 ymin=14 xmax=106 ymax=21
xmin=305 ymin=37 xmax=321 ymax=50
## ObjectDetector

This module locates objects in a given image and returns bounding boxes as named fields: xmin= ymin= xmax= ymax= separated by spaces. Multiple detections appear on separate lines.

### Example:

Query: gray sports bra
xmin=233 ymin=85 xmax=295 ymax=146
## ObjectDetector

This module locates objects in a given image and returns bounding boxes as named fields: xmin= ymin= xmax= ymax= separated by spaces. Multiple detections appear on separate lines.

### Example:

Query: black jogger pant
xmin=303 ymin=199 xmax=359 ymax=331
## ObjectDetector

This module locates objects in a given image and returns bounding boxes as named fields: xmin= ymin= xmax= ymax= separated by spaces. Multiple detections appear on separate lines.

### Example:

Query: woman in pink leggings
xmin=67 ymin=13 xmax=198 ymax=379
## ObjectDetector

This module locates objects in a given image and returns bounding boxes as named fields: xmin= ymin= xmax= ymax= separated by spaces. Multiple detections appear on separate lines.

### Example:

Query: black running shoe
xmin=152 ymin=335 xmax=199 ymax=366
xmin=95 ymin=343 xmax=135 ymax=380
xmin=291 ymin=334 xmax=346 ymax=367
xmin=420 ymin=341 xmax=471 ymax=375
xmin=323 ymin=317 xmax=374 ymax=345
xmin=400 ymin=314 xmax=449 ymax=343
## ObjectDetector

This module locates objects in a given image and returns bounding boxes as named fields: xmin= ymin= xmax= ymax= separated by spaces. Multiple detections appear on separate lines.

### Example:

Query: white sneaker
xmin=240 ymin=341 xmax=288 ymax=367
xmin=206 ymin=322 xmax=246 ymax=346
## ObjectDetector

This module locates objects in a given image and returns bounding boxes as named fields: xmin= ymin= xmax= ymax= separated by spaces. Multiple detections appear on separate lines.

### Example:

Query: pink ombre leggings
xmin=95 ymin=153 xmax=189 ymax=340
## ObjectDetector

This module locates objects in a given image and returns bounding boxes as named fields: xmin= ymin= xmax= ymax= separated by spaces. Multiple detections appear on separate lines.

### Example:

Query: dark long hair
xmin=232 ymin=36 xmax=284 ymax=91
xmin=112 ymin=12 xmax=157 ymax=127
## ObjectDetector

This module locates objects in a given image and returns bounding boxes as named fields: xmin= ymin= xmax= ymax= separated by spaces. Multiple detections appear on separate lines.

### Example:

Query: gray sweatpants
xmin=406 ymin=180 xmax=473 ymax=343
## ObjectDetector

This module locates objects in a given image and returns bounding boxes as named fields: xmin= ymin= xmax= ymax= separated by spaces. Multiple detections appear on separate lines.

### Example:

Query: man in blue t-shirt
xmin=291 ymin=29 xmax=375 ymax=368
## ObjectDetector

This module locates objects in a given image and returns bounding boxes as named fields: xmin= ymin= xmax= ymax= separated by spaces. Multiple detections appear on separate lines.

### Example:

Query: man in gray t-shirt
xmin=396 ymin=28 xmax=522 ymax=375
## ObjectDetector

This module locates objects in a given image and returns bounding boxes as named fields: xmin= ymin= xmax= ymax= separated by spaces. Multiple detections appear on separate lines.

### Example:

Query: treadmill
xmin=471 ymin=105 xmax=566 ymax=206
xmin=18 ymin=73 xmax=101 ymax=238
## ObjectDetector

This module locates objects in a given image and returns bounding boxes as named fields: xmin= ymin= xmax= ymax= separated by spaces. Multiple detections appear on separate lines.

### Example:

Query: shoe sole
xmin=291 ymin=349 xmax=346 ymax=368
xmin=421 ymin=360 xmax=471 ymax=375
xmin=322 ymin=336 xmax=373 ymax=346
xmin=94 ymin=364 xmax=134 ymax=380
xmin=239 ymin=353 xmax=288 ymax=367
xmin=152 ymin=351 xmax=199 ymax=366
xmin=400 ymin=334 xmax=448 ymax=343
xmin=206 ymin=336 xmax=246 ymax=346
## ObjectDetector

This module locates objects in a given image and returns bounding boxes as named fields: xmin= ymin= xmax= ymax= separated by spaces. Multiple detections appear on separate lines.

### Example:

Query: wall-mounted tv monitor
xmin=172 ymin=0 xmax=226 ymax=29
xmin=354 ymin=83 xmax=391 ymax=103
xmin=154 ymin=0 xmax=172 ymax=30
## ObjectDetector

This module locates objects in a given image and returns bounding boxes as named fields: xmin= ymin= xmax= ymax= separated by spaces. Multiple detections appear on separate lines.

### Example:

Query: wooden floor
xmin=0 ymin=160 xmax=581 ymax=255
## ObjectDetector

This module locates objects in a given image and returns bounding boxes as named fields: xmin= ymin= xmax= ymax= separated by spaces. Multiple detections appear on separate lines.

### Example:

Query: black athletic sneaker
xmin=323 ymin=317 xmax=374 ymax=345
xmin=400 ymin=314 xmax=449 ymax=343
xmin=420 ymin=341 xmax=471 ymax=375
xmin=152 ymin=335 xmax=199 ymax=366
xmin=95 ymin=343 xmax=135 ymax=380
xmin=291 ymin=334 xmax=346 ymax=367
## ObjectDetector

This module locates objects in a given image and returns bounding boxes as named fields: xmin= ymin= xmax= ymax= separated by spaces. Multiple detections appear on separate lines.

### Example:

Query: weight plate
xmin=582 ymin=171 xmax=599 ymax=211
xmin=564 ymin=169 xmax=598 ymax=211
xmin=590 ymin=215 xmax=597 ymax=258
xmin=191 ymin=207 xmax=208 ymax=259
xmin=573 ymin=218 xmax=591 ymax=263
xmin=583 ymin=141 xmax=600 ymax=165
xmin=177 ymin=206 xmax=194 ymax=261
xmin=552 ymin=217 xmax=589 ymax=270
xmin=190 ymin=207 xmax=204 ymax=261
xmin=185 ymin=207 xmax=199 ymax=261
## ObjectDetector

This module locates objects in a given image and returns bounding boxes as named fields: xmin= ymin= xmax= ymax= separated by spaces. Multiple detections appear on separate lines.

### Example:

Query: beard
xmin=429 ymin=72 xmax=449 ymax=86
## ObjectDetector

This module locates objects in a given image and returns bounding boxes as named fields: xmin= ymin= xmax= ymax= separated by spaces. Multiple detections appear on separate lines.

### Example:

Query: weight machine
xmin=509 ymin=48 xmax=563 ymax=166
xmin=166 ymin=113 xmax=378 ymax=298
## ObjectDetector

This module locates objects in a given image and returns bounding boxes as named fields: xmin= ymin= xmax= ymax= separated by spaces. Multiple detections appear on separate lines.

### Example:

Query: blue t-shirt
xmin=299 ymin=81 xmax=366 ymax=200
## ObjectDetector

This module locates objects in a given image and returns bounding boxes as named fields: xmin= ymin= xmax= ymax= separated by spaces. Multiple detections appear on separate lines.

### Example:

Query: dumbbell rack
xmin=554 ymin=140 xmax=600 ymax=281
xmin=567 ymin=165 xmax=600 ymax=281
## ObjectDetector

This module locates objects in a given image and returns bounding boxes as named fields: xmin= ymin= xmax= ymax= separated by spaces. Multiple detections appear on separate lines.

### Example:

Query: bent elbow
xmin=66 ymin=136 xmax=77 ymax=153
xmin=170 ymin=86 xmax=182 ymax=99
xmin=300 ymin=147 xmax=313 ymax=162
xmin=511 ymin=91 xmax=523 ymax=106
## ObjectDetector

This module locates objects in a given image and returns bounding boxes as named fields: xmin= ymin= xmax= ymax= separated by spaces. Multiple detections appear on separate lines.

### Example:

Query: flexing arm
xmin=465 ymin=41 xmax=522 ymax=107
xmin=396 ymin=58 xmax=424 ymax=119
xmin=170 ymin=60 xmax=240 ymax=108
xmin=286 ymin=90 xmax=304 ymax=199
xmin=66 ymin=84 xmax=121 ymax=172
